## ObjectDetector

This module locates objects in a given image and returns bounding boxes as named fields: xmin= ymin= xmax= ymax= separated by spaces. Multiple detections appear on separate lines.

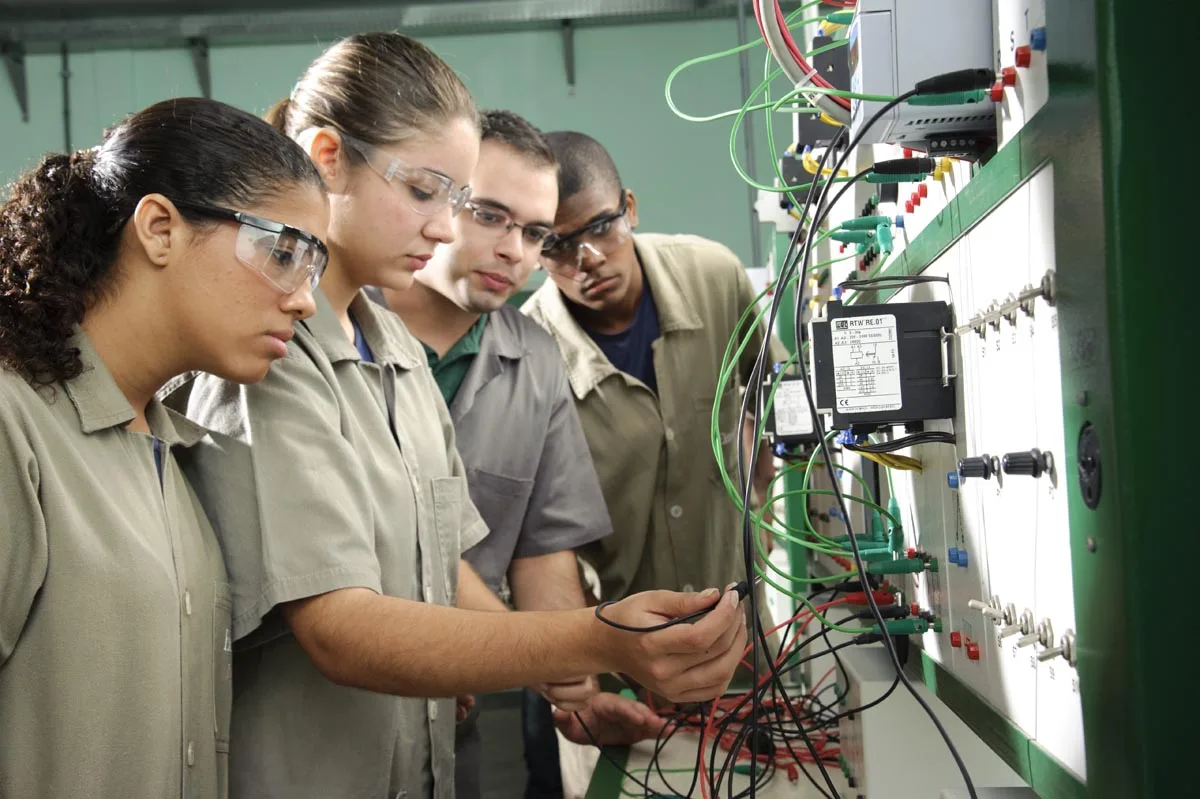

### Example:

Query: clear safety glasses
xmin=176 ymin=202 xmax=329 ymax=293
xmin=340 ymin=133 xmax=472 ymax=217
xmin=539 ymin=192 xmax=632 ymax=277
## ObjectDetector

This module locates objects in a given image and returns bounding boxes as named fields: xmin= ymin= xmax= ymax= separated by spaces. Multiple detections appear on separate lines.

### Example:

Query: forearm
xmin=285 ymin=588 xmax=614 ymax=697
xmin=509 ymin=550 xmax=588 ymax=612
xmin=457 ymin=559 xmax=508 ymax=612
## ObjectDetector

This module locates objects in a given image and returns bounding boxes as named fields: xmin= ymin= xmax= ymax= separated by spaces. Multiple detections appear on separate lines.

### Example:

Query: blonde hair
xmin=266 ymin=31 xmax=479 ymax=150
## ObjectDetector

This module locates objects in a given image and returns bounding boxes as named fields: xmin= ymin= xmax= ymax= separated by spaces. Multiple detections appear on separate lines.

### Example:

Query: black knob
xmin=1002 ymin=449 xmax=1045 ymax=477
xmin=958 ymin=455 xmax=994 ymax=480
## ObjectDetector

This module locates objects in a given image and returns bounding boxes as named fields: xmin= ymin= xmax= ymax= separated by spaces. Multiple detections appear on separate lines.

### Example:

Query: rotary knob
xmin=958 ymin=455 xmax=997 ymax=480
xmin=1002 ymin=449 xmax=1052 ymax=478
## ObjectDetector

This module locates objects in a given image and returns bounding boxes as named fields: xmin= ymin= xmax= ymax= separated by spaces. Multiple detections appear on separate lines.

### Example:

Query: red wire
xmin=769 ymin=0 xmax=853 ymax=111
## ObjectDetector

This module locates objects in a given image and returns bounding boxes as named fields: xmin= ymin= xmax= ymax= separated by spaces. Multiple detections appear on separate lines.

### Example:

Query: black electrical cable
xmin=730 ymin=124 xmax=851 ymax=799
xmin=593 ymin=580 xmax=750 ymax=632
xmin=783 ymin=87 xmax=981 ymax=799
xmin=839 ymin=274 xmax=950 ymax=291
xmin=845 ymin=432 xmax=956 ymax=454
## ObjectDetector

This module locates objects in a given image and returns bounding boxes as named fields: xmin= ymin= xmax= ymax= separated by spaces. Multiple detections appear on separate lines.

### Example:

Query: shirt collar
xmin=479 ymin=306 xmax=527 ymax=361
xmin=303 ymin=288 xmax=421 ymax=370
xmin=532 ymin=234 xmax=701 ymax=400
xmin=64 ymin=330 xmax=208 ymax=447
xmin=423 ymin=313 xmax=489 ymax=365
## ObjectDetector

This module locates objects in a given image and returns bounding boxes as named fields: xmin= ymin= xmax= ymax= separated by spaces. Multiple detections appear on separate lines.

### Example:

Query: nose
xmin=494 ymin=226 xmax=523 ymax=266
xmin=576 ymin=241 xmax=605 ymax=273
xmin=424 ymin=205 xmax=457 ymax=245
xmin=283 ymin=281 xmax=318 ymax=320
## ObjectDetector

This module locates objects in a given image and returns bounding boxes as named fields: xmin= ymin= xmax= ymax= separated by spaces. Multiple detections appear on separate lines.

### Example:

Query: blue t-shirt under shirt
xmin=351 ymin=312 xmax=374 ymax=363
xmin=585 ymin=278 xmax=660 ymax=393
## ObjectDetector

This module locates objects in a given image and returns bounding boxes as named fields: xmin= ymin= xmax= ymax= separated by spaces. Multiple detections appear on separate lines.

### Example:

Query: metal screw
xmin=1076 ymin=390 xmax=1089 ymax=406
xmin=1086 ymin=537 xmax=1097 ymax=553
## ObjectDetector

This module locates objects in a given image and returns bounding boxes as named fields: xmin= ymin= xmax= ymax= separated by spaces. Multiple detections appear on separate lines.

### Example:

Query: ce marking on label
xmin=838 ymin=399 xmax=852 ymax=407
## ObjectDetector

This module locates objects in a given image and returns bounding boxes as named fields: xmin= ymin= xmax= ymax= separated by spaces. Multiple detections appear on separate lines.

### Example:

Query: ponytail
xmin=0 ymin=149 xmax=122 ymax=388
xmin=1 ymin=97 xmax=325 ymax=391
xmin=264 ymin=96 xmax=291 ymax=133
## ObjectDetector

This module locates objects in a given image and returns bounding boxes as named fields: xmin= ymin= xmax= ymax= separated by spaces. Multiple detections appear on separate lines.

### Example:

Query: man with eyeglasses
xmin=523 ymin=131 xmax=786 ymax=678
xmin=376 ymin=110 xmax=659 ymax=799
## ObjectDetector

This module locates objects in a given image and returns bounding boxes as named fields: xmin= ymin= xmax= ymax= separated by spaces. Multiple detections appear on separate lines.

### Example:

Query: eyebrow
xmin=582 ymin=207 xmax=621 ymax=226
xmin=473 ymin=197 xmax=554 ymax=229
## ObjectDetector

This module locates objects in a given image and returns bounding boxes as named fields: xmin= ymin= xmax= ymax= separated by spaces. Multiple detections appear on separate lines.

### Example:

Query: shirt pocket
xmin=464 ymin=469 xmax=535 ymax=581
xmin=212 ymin=581 xmax=234 ymax=759
xmin=431 ymin=476 xmax=468 ymax=600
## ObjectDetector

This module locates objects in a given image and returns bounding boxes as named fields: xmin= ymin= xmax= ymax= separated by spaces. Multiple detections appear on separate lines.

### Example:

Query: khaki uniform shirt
xmin=0 ymin=333 xmax=230 ymax=799
xmin=169 ymin=290 xmax=486 ymax=799
xmin=523 ymin=233 xmax=788 ymax=601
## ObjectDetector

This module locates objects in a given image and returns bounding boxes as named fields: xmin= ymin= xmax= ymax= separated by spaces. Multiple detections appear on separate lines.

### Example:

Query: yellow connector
xmin=933 ymin=157 xmax=954 ymax=181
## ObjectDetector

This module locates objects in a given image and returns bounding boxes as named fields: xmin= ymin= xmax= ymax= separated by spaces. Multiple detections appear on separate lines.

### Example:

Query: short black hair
xmin=542 ymin=130 xmax=622 ymax=203
xmin=480 ymin=110 xmax=555 ymax=168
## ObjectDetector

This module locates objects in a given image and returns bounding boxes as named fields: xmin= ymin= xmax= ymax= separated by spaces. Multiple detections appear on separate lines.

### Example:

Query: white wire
xmin=755 ymin=0 xmax=853 ymax=126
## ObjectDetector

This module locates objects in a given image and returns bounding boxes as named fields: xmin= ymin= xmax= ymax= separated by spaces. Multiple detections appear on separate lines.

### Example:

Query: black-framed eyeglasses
xmin=464 ymin=201 xmax=555 ymax=248
xmin=540 ymin=192 xmax=631 ymax=270
xmin=175 ymin=202 xmax=329 ymax=293
xmin=340 ymin=132 xmax=472 ymax=217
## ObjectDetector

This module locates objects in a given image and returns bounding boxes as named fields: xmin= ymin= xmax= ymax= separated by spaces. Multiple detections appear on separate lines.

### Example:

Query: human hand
xmin=531 ymin=674 xmax=600 ymax=713
xmin=599 ymin=586 xmax=746 ymax=704
xmin=552 ymin=692 xmax=667 ymax=746
xmin=456 ymin=694 xmax=475 ymax=722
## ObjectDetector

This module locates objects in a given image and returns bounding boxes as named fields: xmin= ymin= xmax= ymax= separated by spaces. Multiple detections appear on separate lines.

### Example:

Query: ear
xmin=300 ymin=127 xmax=351 ymax=193
xmin=624 ymin=188 xmax=639 ymax=229
xmin=130 ymin=194 xmax=185 ymax=267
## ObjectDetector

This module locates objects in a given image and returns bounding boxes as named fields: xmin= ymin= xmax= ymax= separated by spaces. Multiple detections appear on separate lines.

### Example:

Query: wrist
xmin=581 ymin=606 xmax=623 ymax=674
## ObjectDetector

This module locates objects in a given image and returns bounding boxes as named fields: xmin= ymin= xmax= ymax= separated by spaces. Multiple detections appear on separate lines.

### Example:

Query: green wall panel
xmin=1 ymin=19 xmax=792 ymax=268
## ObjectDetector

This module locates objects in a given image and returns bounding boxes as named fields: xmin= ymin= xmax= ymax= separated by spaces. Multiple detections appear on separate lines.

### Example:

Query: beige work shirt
xmin=169 ymin=290 xmax=486 ymax=799
xmin=523 ymin=233 xmax=788 ymax=601
xmin=0 ymin=332 xmax=230 ymax=799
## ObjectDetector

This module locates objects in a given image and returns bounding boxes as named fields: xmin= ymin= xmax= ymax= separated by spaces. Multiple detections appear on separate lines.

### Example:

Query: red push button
xmin=918 ymin=183 xmax=928 ymax=198
xmin=950 ymin=632 xmax=962 ymax=648
xmin=990 ymin=81 xmax=1005 ymax=102
xmin=966 ymin=641 xmax=981 ymax=661
xmin=1001 ymin=66 xmax=1018 ymax=86
xmin=1015 ymin=45 xmax=1032 ymax=68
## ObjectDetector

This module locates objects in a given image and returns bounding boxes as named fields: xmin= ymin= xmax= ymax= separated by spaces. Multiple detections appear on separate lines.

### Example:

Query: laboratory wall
xmin=0 ymin=19 xmax=789 ymax=268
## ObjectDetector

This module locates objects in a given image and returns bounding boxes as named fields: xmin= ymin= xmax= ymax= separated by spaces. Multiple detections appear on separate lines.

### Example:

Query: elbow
xmin=283 ymin=591 xmax=375 ymax=691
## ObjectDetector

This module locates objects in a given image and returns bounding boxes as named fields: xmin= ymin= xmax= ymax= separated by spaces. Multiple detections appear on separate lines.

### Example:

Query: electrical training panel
xmin=758 ymin=1 xmax=1085 ymax=796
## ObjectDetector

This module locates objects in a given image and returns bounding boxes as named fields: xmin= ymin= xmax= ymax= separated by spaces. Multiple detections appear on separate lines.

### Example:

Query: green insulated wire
xmin=664 ymin=0 xmax=827 ymax=123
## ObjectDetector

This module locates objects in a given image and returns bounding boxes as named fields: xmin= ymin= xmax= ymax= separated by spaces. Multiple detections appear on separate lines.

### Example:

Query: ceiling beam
xmin=1 ymin=0 xmax=797 ymax=52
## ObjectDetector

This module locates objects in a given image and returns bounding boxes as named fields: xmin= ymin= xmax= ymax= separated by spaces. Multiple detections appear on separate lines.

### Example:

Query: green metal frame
xmin=588 ymin=2 xmax=1197 ymax=796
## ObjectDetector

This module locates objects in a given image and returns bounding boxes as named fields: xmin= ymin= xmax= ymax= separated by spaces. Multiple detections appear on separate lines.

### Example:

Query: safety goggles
xmin=175 ymin=202 xmax=328 ymax=293
xmin=539 ymin=193 xmax=631 ymax=276
xmin=340 ymin=133 xmax=471 ymax=217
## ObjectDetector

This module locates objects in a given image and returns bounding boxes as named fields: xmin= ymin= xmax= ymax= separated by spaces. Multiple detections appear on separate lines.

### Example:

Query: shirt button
xmin=664 ymin=428 xmax=675 ymax=442
xmin=682 ymin=583 xmax=694 ymax=593
xmin=428 ymin=700 xmax=438 ymax=721
xmin=183 ymin=591 xmax=192 ymax=616
xmin=423 ymin=581 xmax=432 ymax=597
xmin=186 ymin=741 xmax=195 ymax=767
xmin=669 ymin=505 xmax=683 ymax=519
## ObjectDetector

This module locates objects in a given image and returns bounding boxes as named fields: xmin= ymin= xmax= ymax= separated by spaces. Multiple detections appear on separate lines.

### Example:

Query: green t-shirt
xmin=422 ymin=314 xmax=489 ymax=407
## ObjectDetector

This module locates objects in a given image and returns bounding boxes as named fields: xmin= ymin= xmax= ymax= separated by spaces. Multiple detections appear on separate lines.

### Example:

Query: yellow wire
xmin=802 ymin=149 xmax=849 ymax=178
xmin=856 ymin=450 xmax=923 ymax=471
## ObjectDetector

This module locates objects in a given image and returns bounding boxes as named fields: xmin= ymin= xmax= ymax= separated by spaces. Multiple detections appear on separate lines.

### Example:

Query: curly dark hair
xmin=0 ymin=97 xmax=325 ymax=389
